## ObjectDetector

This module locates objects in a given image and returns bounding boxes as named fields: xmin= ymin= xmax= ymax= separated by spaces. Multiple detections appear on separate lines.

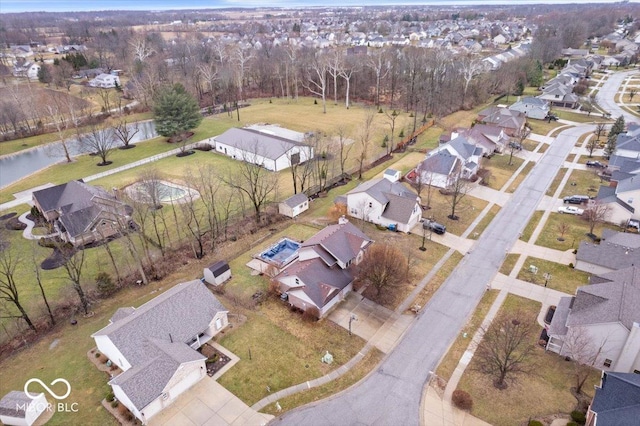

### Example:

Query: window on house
xmin=368 ymin=202 xmax=372 ymax=208
xmin=295 ymin=278 xmax=299 ymax=285
xmin=603 ymin=359 xmax=612 ymax=368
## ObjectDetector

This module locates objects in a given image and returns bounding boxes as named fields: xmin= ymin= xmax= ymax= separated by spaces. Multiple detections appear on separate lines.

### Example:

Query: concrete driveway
xmin=149 ymin=377 xmax=273 ymax=426
xmin=328 ymin=292 xmax=413 ymax=354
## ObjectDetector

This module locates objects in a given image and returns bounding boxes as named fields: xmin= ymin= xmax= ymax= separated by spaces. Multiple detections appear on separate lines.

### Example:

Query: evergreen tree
xmin=37 ymin=64 xmax=52 ymax=84
xmin=153 ymin=84 xmax=203 ymax=139
xmin=605 ymin=115 xmax=625 ymax=158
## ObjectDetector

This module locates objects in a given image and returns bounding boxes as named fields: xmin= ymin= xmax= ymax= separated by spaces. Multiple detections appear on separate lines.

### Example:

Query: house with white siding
xmin=91 ymin=280 xmax=228 ymax=424
xmin=345 ymin=175 xmax=422 ymax=233
xmin=547 ymin=266 xmax=640 ymax=374
xmin=212 ymin=127 xmax=313 ymax=172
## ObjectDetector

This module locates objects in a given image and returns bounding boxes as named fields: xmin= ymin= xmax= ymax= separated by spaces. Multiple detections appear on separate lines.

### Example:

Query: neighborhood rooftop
xmin=214 ymin=127 xmax=309 ymax=161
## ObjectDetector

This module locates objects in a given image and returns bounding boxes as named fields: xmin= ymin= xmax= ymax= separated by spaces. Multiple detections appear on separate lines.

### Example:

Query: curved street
xmin=274 ymin=72 xmax=631 ymax=426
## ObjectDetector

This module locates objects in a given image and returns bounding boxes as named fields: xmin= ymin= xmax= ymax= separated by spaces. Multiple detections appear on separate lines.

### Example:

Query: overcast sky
xmin=1 ymin=0 xmax=637 ymax=14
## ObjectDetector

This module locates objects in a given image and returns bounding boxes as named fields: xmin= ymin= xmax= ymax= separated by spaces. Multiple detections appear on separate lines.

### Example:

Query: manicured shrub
xmin=95 ymin=352 xmax=101 ymax=358
xmin=106 ymin=391 xmax=115 ymax=401
xmin=571 ymin=410 xmax=586 ymax=425
xmin=111 ymin=401 xmax=119 ymax=408
xmin=452 ymin=389 xmax=473 ymax=410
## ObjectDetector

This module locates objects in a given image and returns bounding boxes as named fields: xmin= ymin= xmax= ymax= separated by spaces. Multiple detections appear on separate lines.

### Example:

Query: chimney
xmin=338 ymin=215 xmax=349 ymax=225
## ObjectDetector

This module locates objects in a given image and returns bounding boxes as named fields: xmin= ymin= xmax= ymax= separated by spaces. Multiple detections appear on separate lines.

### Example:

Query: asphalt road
xmin=274 ymin=128 xmax=599 ymax=425
xmin=595 ymin=69 xmax=638 ymax=124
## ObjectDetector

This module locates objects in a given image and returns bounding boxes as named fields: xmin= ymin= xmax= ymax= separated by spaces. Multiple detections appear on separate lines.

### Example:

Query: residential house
xmin=32 ymin=180 xmax=131 ymax=247
xmin=92 ymin=280 xmax=229 ymax=424
xmin=537 ymin=84 xmax=579 ymax=109
xmin=595 ymin=175 xmax=640 ymax=226
xmin=509 ymin=97 xmax=550 ymax=120
xmin=12 ymin=61 xmax=40 ymax=79
xmin=279 ymin=193 xmax=310 ymax=218
xmin=415 ymin=151 xmax=462 ymax=189
xmin=477 ymin=106 xmax=526 ymax=136
xmin=212 ymin=127 xmax=313 ymax=172
xmin=546 ymin=266 xmax=640 ymax=374
xmin=428 ymin=135 xmax=483 ymax=175
xmin=576 ymin=230 xmax=640 ymax=275
xmin=88 ymin=73 xmax=121 ymax=88
xmin=345 ymin=175 xmax=422 ymax=233
xmin=586 ymin=372 xmax=640 ymax=426
xmin=0 ymin=391 xmax=48 ymax=426
xmin=457 ymin=124 xmax=510 ymax=154
xmin=275 ymin=218 xmax=372 ymax=317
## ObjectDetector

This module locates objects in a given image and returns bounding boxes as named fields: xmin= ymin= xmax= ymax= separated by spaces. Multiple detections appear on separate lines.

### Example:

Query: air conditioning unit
xmin=161 ymin=393 xmax=169 ymax=400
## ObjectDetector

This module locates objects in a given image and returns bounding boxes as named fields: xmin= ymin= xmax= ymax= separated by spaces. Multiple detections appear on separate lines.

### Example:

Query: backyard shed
xmin=204 ymin=261 xmax=231 ymax=286
xmin=0 ymin=391 xmax=48 ymax=426
xmin=279 ymin=193 xmax=309 ymax=218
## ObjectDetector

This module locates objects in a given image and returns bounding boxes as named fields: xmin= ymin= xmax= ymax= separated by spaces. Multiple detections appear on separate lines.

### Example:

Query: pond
xmin=0 ymin=120 xmax=156 ymax=189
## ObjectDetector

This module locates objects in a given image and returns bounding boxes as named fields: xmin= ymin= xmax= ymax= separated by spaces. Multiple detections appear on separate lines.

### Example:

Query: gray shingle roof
xmin=590 ymin=372 xmax=640 ymax=425
xmin=419 ymin=151 xmax=459 ymax=175
xmin=381 ymin=192 xmax=417 ymax=224
xmin=278 ymin=257 xmax=353 ymax=309
xmin=206 ymin=260 xmax=229 ymax=277
xmin=565 ymin=266 xmax=640 ymax=329
xmin=547 ymin=296 xmax=571 ymax=337
xmin=282 ymin=193 xmax=309 ymax=208
xmin=616 ymin=175 xmax=640 ymax=194
xmin=0 ymin=391 xmax=40 ymax=418
xmin=93 ymin=280 xmax=226 ymax=366
xmin=301 ymin=221 xmax=372 ymax=266
xmin=109 ymin=339 xmax=205 ymax=411
xmin=347 ymin=177 xmax=416 ymax=206
xmin=577 ymin=230 xmax=640 ymax=270
xmin=214 ymin=127 xmax=309 ymax=161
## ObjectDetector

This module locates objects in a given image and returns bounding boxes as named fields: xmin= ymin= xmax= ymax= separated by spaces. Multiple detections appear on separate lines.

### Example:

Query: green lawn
xmin=520 ymin=210 xmax=544 ymax=243
xmin=423 ymin=192 xmax=488 ymax=236
xmin=218 ymin=299 xmax=366 ymax=405
xmin=482 ymin=154 xmax=524 ymax=190
xmin=546 ymin=168 xmax=568 ymax=196
xmin=516 ymin=256 xmax=590 ymax=294
xmin=435 ymin=290 xmax=499 ymax=381
xmin=528 ymin=119 xmax=563 ymax=136
xmin=458 ymin=294 xmax=600 ymax=426
xmin=533 ymin=211 xmax=620 ymax=251
xmin=499 ymin=253 xmax=521 ymax=276
xmin=559 ymin=169 xmax=606 ymax=199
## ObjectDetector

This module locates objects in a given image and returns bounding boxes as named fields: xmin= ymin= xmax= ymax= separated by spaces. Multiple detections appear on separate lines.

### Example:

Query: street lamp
xmin=349 ymin=314 xmax=358 ymax=336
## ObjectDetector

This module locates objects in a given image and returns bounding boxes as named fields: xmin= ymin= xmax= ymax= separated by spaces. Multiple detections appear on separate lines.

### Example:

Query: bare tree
xmin=326 ymin=48 xmax=344 ymax=105
xmin=357 ymin=110 xmax=376 ymax=179
xmin=509 ymin=126 xmax=531 ymax=166
xmin=357 ymin=243 xmax=408 ymax=296
xmin=113 ymin=119 xmax=140 ymax=150
xmin=190 ymin=163 xmax=225 ymax=251
xmin=60 ymin=246 xmax=90 ymax=315
xmin=0 ymin=239 xmax=37 ymax=332
xmin=81 ymin=124 xmax=116 ymax=166
xmin=31 ymin=241 xmax=54 ymax=326
xmin=557 ymin=222 xmax=571 ymax=241
xmin=339 ymin=56 xmax=359 ymax=109
xmin=222 ymin=144 xmax=279 ymax=224
xmin=334 ymin=125 xmax=353 ymax=177
xmin=303 ymin=51 xmax=329 ymax=113
xmin=180 ymin=181 xmax=207 ymax=259
xmin=594 ymin=123 xmax=606 ymax=142
xmin=366 ymin=48 xmax=390 ymax=107
xmin=586 ymin=135 xmax=599 ymax=158
xmin=562 ymin=326 xmax=609 ymax=395
xmin=446 ymin=168 xmax=472 ymax=220
xmin=583 ymin=201 xmax=611 ymax=236
xmin=629 ymin=87 xmax=638 ymax=103
xmin=475 ymin=311 xmax=536 ymax=389
xmin=129 ymin=33 xmax=156 ymax=63
xmin=384 ymin=109 xmax=400 ymax=155
xmin=460 ymin=55 xmax=484 ymax=107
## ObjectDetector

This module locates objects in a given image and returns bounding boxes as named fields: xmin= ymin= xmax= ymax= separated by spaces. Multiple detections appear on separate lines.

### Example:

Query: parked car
xmin=563 ymin=195 xmax=590 ymax=204
xmin=509 ymin=141 xmax=522 ymax=150
xmin=422 ymin=219 xmax=446 ymax=235
xmin=546 ymin=114 xmax=559 ymax=122
xmin=558 ymin=205 xmax=584 ymax=215
xmin=586 ymin=160 xmax=605 ymax=168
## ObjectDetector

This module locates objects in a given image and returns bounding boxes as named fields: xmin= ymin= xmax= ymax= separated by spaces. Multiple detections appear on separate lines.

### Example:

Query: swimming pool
xmin=124 ymin=180 xmax=196 ymax=204
xmin=259 ymin=238 xmax=300 ymax=268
